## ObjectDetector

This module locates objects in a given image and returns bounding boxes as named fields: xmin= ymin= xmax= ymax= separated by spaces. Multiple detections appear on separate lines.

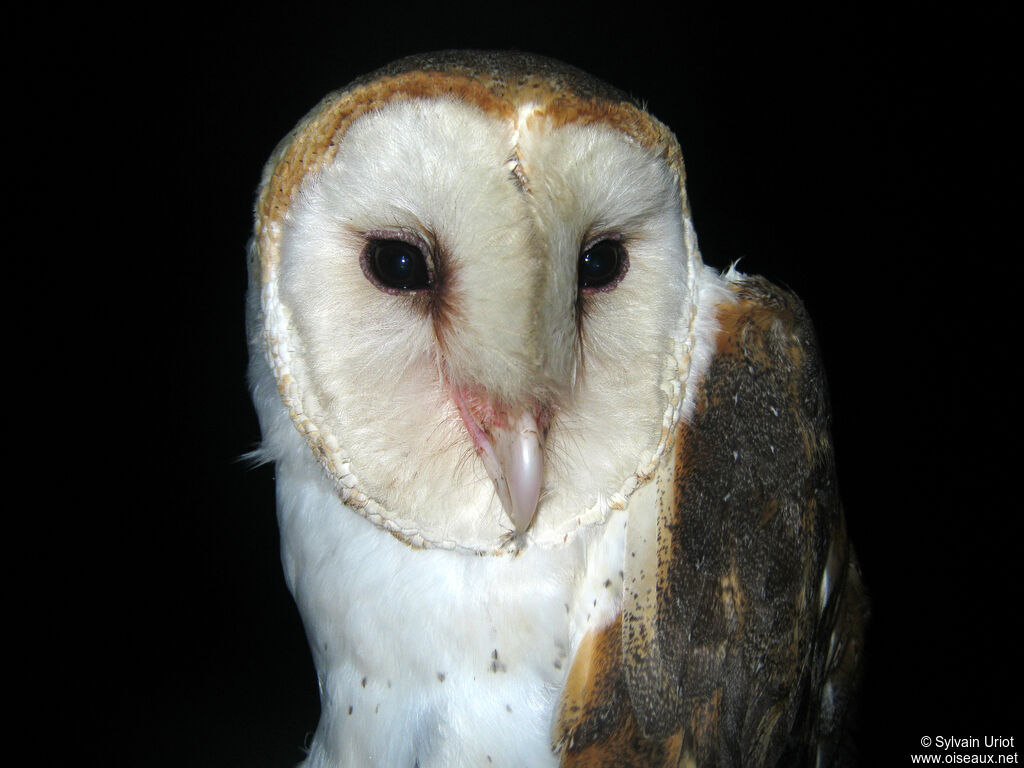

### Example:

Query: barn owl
xmin=247 ymin=51 xmax=867 ymax=767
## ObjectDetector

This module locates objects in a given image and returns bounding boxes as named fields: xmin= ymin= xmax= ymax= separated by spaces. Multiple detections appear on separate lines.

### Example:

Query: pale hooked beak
xmin=453 ymin=391 xmax=545 ymax=534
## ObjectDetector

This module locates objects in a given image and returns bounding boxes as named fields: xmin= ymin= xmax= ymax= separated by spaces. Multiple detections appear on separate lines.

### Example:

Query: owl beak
xmin=487 ymin=409 xmax=544 ymax=533
xmin=453 ymin=391 xmax=544 ymax=534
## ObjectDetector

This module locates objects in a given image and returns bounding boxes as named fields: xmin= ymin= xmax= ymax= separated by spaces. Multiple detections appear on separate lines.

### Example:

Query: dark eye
xmin=578 ymin=239 xmax=627 ymax=290
xmin=363 ymin=239 xmax=431 ymax=291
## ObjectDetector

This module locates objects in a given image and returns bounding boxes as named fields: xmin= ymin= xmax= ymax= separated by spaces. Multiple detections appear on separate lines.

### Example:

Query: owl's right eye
xmin=362 ymin=239 xmax=432 ymax=291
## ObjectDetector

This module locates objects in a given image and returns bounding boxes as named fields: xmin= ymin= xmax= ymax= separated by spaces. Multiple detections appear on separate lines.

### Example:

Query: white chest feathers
xmin=272 ymin=420 xmax=629 ymax=768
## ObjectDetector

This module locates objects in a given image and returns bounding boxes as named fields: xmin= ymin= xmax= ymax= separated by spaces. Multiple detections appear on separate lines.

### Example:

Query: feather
xmin=555 ymin=275 xmax=867 ymax=767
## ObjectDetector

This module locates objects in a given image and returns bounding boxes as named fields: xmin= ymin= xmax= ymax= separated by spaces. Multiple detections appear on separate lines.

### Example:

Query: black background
xmin=93 ymin=3 xmax=1020 ymax=765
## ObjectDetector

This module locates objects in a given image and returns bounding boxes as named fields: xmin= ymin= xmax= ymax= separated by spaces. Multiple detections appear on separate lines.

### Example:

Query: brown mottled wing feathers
xmin=557 ymin=276 xmax=867 ymax=767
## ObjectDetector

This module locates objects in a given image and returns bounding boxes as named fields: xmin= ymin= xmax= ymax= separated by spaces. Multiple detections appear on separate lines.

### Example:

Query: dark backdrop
xmin=104 ymin=3 xmax=1020 ymax=765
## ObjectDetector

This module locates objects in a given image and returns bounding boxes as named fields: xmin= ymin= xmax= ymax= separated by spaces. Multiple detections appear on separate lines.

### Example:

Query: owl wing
xmin=555 ymin=275 xmax=868 ymax=767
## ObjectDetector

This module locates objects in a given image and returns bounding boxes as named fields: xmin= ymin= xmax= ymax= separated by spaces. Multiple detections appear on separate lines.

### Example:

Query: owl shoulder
xmin=555 ymin=274 xmax=867 ymax=767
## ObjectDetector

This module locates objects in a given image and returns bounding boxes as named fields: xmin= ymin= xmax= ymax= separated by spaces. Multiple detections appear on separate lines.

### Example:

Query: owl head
xmin=247 ymin=51 xmax=706 ymax=554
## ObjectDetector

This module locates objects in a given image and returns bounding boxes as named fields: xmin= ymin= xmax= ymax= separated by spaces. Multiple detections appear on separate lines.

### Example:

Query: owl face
xmin=250 ymin=53 xmax=703 ymax=553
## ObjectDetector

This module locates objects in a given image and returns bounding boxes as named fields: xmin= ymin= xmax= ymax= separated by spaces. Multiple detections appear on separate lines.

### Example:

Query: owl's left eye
xmin=579 ymin=239 xmax=627 ymax=291
xmin=363 ymin=238 xmax=431 ymax=291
